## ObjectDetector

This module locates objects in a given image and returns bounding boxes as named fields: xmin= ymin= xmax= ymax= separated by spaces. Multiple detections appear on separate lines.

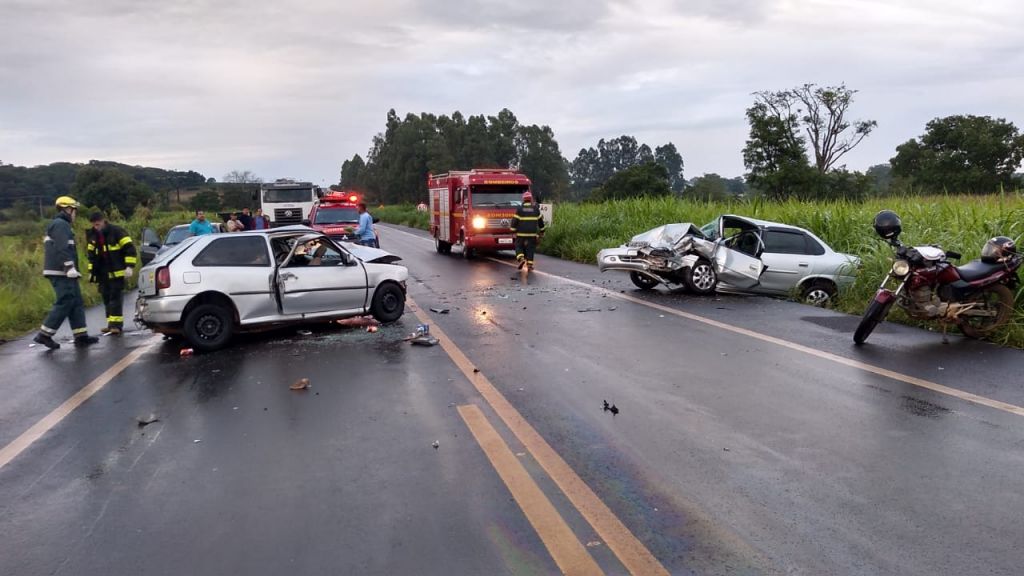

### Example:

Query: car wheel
xmin=370 ymin=282 xmax=405 ymax=323
xmin=682 ymin=258 xmax=717 ymax=295
xmin=462 ymin=245 xmax=475 ymax=259
xmin=435 ymin=236 xmax=452 ymax=254
xmin=183 ymin=303 xmax=234 ymax=352
xmin=801 ymin=280 xmax=837 ymax=307
xmin=629 ymin=271 xmax=659 ymax=290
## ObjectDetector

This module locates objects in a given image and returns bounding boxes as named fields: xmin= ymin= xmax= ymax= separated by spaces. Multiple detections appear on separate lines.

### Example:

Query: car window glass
xmin=192 ymin=236 xmax=271 ymax=267
xmin=286 ymin=239 xmax=345 ymax=267
xmin=142 ymin=228 xmax=160 ymax=246
xmin=726 ymin=230 xmax=761 ymax=256
xmin=165 ymin=226 xmax=192 ymax=245
xmin=763 ymin=230 xmax=811 ymax=255
xmin=804 ymin=235 xmax=826 ymax=256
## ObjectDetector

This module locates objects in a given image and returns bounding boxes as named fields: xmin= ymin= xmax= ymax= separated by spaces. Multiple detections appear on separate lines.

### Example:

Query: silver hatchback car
xmin=135 ymin=226 xmax=408 ymax=351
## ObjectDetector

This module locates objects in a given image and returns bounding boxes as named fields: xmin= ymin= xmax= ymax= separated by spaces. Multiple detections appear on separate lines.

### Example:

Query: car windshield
xmin=164 ymin=226 xmax=192 ymax=245
xmin=263 ymin=188 xmax=314 ymax=203
xmin=314 ymin=207 xmax=359 ymax=225
xmin=471 ymin=185 xmax=528 ymax=207
xmin=700 ymin=218 xmax=720 ymax=240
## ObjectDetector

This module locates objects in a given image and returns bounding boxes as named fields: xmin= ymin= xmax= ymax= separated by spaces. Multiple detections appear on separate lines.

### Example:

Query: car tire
xmin=801 ymin=280 xmax=837 ymax=307
xmin=370 ymin=282 xmax=405 ymax=324
xmin=183 ymin=303 xmax=234 ymax=352
xmin=682 ymin=258 xmax=717 ymax=295
xmin=435 ymin=236 xmax=452 ymax=254
xmin=462 ymin=245 xmax=475 ymax=259
xmin=629 ymin=271 xmax=659 ymax=290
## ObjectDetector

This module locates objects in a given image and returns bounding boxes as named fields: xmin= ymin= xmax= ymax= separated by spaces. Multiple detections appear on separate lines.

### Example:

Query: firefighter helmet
xmin=55 ymin=196 xmax=80 ymax=209
xmin=522 ymin=191 xmax=533 ymax=203
xmin=872 ymin=210 xmax=902 ymax=241
xmin=981 ymin=236 xmax=1017 ymax=263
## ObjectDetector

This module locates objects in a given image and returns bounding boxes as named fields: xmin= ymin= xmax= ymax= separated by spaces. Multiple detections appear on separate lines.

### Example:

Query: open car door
xmin=712 ymin=216 xmax=766 ymax=289
xmin=274 ymin=233 xmax=368 ymax=316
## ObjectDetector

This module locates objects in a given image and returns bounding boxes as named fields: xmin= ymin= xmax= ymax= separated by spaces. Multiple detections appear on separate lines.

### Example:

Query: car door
xmin=758 ymin=229 xmax=814 ymax=294
xmin=712 ymin=217 xmax=765 ymax=289
xmin=140 ymin=227 xmax=161 ymax=265
xmin=276 ymin=234 xmax=368 ymax=316
xmin=190 ymin=235 xmax=278 ymax=322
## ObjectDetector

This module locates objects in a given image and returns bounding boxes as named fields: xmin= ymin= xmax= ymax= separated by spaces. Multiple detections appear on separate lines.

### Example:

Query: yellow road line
xmin=410 ymin=297 xmax=670 ymax=576
xmin=457 ymin=404 xmax=604 ymax=576
xmin=0 ymin=340 xmax=157 ymax=471
xmin=482 ymin=257 xmax=1024 ymax=418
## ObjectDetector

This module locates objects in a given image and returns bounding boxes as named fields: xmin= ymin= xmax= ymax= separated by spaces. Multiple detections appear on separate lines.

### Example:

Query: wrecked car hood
xmin=626 ymin=223 xmax=705 ymax=250
xmin=345 ymin=244 xmax=403 ymax=264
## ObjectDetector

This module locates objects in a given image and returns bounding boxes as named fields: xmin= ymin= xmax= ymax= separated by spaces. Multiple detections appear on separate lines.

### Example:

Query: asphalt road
xmin=1 ymin=223 xmax=1023 ymax=576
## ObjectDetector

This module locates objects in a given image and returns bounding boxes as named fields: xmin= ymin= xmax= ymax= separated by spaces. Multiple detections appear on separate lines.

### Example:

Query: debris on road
xmin=411 ymin=335 xmax=439 ymax=346
xmin=193 ymin=439 xmax=201 ymax=444
xmin=290 ymin=377 xmax=311 ymax=391
xmin=367 ymin=325 xmax=379 ymax=333
xmin=429 ymin=307 xmax=450 ymax=314
xmin=602 ymin=400 xmax=619 ymax=416
xmin=136 ymin=414 xmax=160 ymax=427
xmin=179 ymin=348 xmax=194 ymax=357
xmin=586 ymin=541 xmax=603 ymax=548
xmin=432 ymin=440 xmax=440 ymax=449
xmin=335 ymin=316 xmax=380 ymax=328
xmin=578 ymin=307 xmax=602 ymax=313
xmin=297 ymin=329 xmax=313 ymax=336
xmin=608 ymin=306 xmax=617 ymax=311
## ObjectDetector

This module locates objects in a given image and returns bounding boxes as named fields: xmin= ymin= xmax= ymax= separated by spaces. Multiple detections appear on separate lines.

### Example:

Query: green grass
xmin=376 ymin=194 xmax=1024 ymax=347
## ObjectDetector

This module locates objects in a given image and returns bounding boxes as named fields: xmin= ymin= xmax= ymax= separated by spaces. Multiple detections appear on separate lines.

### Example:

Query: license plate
xmin=498 ymin=238 xmax=513 ymax=245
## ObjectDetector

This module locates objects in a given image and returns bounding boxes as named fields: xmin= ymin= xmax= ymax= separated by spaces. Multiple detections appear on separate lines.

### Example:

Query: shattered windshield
xmin=629 ymin=223 xmax=704 ymax=249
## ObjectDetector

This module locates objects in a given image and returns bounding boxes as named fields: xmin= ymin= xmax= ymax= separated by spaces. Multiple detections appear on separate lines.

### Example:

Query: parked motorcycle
xmin=854 ymin=210 xmax=1021 ymax=344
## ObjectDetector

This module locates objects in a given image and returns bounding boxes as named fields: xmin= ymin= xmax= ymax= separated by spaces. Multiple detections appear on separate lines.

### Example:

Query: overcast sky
xmin=2 ymin=0 xmax=1022 ymax=185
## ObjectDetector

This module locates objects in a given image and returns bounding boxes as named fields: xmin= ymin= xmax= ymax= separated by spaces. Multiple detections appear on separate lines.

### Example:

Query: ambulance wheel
xmin=435 ymin=237 xmax=452 ymax=254
xmin=462 ymin=246 xmax=475 ymax=259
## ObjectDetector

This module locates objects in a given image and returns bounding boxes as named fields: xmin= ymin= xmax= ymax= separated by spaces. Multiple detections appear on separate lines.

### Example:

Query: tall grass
xmin=378 ymin=194 xmax=1024 ymax=347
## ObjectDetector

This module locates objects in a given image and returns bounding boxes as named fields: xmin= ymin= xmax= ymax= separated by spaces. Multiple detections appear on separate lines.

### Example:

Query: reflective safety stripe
xmin=111 ymin=270 xmax=126 ymax=278
xmin=516 ymin=233 xmax=539 ymax=237
xmin=123 ymin=256 xmax=137 ymax=265
xmin=72 ymin=328 xmax=87 ymax=334
xmin=40 ymin=325 xmax=56 ymax=335
xmin=86 ymin=263 xmax=93 ymax=271
xmin=108 ymin=315 xmax=124 ymax=322
xmin=117 ymin=237 xmax=133 ymax=248
xmin=515 ymin=216 xmax=541 ymax=221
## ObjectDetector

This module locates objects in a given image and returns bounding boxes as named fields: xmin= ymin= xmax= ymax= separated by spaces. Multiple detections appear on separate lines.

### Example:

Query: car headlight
xmin=891 ymin=259 xmax=910 ymax=277
xmin=472 ymin=216 xmax=487 ymax=230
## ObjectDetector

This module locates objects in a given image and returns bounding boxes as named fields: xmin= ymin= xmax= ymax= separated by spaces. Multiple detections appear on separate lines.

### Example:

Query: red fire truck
xmin=304 ymin=190 xmax=379 ymax=246
xmin=429 ymin=169 xmax=532 ymax=258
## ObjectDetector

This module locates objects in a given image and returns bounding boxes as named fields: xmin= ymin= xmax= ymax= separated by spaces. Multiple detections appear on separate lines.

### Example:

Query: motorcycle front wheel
xmin=854 ymin=298 xmax=894 ymax=345
xmin=958 ymin=284 xmax=1014 ymax=339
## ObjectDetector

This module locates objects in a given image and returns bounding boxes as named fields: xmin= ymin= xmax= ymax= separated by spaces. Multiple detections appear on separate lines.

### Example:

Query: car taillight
xmin=156 ymin=267 xmax=171 ymax=290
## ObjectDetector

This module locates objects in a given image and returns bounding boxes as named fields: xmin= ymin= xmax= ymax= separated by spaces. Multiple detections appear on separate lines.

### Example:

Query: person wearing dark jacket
xmin=86 ymin=211 xmax=137 ymax=334
xmin=33 ymin=196 xmax=99 ymax=350
xmin=510 ymin=191 xmax=546 ymax=271
xmin=238 ymin=207 xmax=255 ymax=231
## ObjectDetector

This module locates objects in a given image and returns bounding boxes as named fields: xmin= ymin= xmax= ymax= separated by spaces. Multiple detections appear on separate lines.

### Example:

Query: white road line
xmin=382 ymin=224 xmax=1024 ymax=418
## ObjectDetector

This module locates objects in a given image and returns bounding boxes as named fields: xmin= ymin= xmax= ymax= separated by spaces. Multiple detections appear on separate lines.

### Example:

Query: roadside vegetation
xmin=376 ymin=194 xmax=1024 ymax=348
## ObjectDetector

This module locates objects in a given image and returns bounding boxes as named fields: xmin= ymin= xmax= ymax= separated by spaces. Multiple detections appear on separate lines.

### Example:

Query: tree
xmin=891 ymin=115 xmax=1024 ymax=193
xmin=688 ymin=173 xmax=730 ymax=201
xmin=789 ymin=84 xmax=876 ymax=173
xmin=189 ymin=190 xmax=222 ymax=213
xmin=514 ymin=125 xmax=570 ymax=201
xmin=340 ymin=154 xmax=367 ymax=191
xmin=742 ymin=99 xmax=815 ymax=200
xmin=71 ymin=166 xmax=154 ymax=216
xmin=865 ymin=163 xmax=893 ymax=195
xmin=591 ymin=162 xmax=671 ymax=201
xmin=654 ymin=143 xmax=685 ymax=192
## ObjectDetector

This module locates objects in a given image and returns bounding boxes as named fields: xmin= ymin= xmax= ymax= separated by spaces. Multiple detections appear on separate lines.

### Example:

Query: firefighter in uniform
xmin=511 ymin=191 xmax=545 ymax=271
xmin=86 ymin=211 xmax=137 ymax=334
xmin=33 ymin=196 xmax=99 ymax=350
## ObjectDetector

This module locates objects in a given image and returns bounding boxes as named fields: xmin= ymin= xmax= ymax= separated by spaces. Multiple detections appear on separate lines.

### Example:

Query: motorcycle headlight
xmin=891 ymin=259 xmax=910 ymax=277
xmin=472 ymin=216 xmax=487 ymax=230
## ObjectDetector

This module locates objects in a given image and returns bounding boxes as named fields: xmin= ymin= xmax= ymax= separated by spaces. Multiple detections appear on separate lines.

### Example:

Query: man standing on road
xmin=511 ymin=191 xmax=545 ymax=271
xmin=86 ymin=211 xmax=137 ymax=335
xmin=33 ymin=196 xmax=99 ymax=350
xmin=353 ymin=202 xmax=378 ymax=247
xmin=253 ymin=208 xmax=269 ymax=230
xmin=239 ymin=207 xmax=254 ymax=231
xmin=189 ymin=210 xmax=215 ymax=236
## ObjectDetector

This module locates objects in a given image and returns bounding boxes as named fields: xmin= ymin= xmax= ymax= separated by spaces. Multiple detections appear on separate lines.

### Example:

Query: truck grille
xmin=487 ymin=218 xmax=512 ymax=230
xmin=274 ymin=208 xmax=303 ymax=225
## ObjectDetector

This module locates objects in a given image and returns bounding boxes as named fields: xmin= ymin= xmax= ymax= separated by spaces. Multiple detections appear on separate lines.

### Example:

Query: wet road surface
xmin=1 ymin=223 xmax=1023 ymax=575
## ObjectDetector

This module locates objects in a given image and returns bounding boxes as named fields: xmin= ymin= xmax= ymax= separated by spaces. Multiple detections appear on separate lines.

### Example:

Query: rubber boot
xmin=33 ymin=333 xmax=60 ymax=350
xmin=74 ymin=335 xmax=100 ymax=347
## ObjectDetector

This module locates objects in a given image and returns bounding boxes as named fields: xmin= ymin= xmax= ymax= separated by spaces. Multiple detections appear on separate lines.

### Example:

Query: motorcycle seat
xmin=956 ymin=259 xmax=1005 ymax=282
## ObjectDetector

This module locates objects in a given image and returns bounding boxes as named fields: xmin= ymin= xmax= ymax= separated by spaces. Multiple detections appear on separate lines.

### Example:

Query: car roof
xmin=723 ymin=214 xmax=805 ymax=233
